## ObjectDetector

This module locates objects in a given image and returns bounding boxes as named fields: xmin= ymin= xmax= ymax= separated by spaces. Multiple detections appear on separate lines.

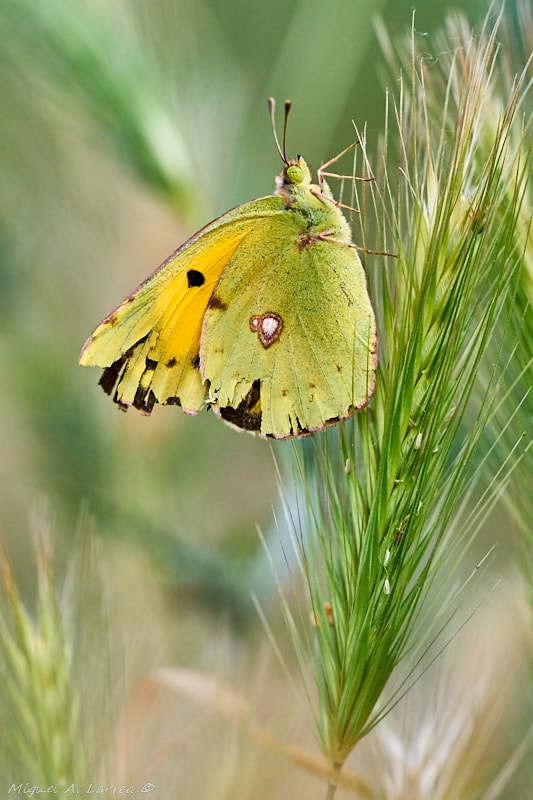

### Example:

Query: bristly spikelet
xmin=467 ymin=3 xmax=533 ymax=639
xmin=276 ymin=9 xmax=533 ymax=795
xmin=0 ymin=538 xmax=84 ymax=784
xmin=0 ymin=519 xmax=112 ymax=786
xmin=350 ymin=592 xmax=526 ymax=799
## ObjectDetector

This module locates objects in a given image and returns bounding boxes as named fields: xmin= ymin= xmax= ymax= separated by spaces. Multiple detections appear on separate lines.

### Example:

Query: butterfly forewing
xmin=79 ymin=211 xmax=268 ymax=413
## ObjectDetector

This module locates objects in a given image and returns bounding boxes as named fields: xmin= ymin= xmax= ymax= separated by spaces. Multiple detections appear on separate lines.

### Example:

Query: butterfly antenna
xmin=282 ymin=99 xmax=291 ymax=161
xmin=268 ymin=97 xmax=289 ymax=165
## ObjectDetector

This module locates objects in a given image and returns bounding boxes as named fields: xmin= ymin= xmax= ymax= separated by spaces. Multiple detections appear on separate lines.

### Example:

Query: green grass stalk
xmin=277 ymin=9 xmax=533 ymax=794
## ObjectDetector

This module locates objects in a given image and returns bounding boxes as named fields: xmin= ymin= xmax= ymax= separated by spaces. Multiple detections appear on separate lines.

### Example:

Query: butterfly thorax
xmin=274 ymin=156 xmax=352 ymax=243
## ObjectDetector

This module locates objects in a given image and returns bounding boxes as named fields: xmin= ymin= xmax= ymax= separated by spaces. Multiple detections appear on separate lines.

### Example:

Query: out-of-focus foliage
xmin=5 ymin=0 xmax=533 ymax=796
xmin=0 ymin=0 xmax=485 ymax=615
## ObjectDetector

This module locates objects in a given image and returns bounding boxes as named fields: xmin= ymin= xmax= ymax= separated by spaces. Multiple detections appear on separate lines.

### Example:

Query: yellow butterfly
xmin=79 ymin=100 xmax=377 ymax=439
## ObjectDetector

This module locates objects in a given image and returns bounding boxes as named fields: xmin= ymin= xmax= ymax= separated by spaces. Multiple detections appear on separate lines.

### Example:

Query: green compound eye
xmin=286 ymin=164 xmax=304 ymax=184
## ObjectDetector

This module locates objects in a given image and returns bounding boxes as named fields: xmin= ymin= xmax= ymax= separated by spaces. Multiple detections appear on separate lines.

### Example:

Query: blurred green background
xmin=0 ymin=0 xmax=491 ymax=621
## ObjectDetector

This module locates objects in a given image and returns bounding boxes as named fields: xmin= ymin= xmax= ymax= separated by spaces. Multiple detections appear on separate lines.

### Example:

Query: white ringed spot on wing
xmin=250 ymin=312 xmax=284 ymax=348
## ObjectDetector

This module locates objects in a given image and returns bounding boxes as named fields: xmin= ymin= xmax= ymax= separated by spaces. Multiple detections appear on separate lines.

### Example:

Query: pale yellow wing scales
xmin=201 ymin=216 xmax=377 ymax=438
xmin=80 ymin=225 xmax=252 ymax=412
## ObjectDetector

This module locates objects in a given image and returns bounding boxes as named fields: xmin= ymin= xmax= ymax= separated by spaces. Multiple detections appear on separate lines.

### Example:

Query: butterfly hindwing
xmin=201 ymin=216 xmax=377 ymax=438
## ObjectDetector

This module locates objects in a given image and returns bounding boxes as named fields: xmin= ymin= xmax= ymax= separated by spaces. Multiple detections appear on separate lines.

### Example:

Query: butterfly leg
xmin=315 ymin=230 xmax=395 ymax=257
xmin=310 ymin=188 xmax=360 ymax=214
xmin=318 ymin=141 xmax=374 ymax=185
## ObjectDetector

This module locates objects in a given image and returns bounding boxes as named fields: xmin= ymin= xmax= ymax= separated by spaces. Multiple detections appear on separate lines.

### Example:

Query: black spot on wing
xmin=96 ymin=334 xmax=158 ymax=414
xmin=191 ymin=354 xmax=201 ymax=369
xmin=219 ymin=380 xmax=261 ymax=431
xmin=99 ymin=357 xmax=126 ymax=396
xmin=166 ymin=357 xmax=177 ymax=368
xmin=187 ymin=269 xmax=205 ymax=287
xmin=207 ymin=294 xmax=228 ymax=311
xmin=97 ymin=334 xmax=150 ymax=397
xmin=98 ymin=333 xmax=150 ymax=399
xmin=133 ymin=386 xmax=156 ymax=413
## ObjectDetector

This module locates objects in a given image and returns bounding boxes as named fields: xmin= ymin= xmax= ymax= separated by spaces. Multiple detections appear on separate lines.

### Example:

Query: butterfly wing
xmin=79 ymin=197 xmax=285 ymax=414
xmin=201 ymin=215 xmax=377 ymax=438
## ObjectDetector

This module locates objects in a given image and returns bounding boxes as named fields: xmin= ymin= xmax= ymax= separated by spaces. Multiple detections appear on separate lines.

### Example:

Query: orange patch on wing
xmin=149 ymin=229 xmax=250 ymax=365
xmin=81 ymin=226 xmax=251 ymax=412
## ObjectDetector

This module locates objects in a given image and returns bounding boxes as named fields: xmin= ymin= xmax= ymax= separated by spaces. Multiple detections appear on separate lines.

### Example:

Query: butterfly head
xmin=268 ymin=99 xmax=317 ymax=202
xmin=275 ymin=156 xmax=313 ymax=199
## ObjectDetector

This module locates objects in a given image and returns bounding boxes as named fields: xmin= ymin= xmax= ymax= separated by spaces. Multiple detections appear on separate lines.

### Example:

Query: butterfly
xmin=79 ymin=99 xmax=377 ymax=439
